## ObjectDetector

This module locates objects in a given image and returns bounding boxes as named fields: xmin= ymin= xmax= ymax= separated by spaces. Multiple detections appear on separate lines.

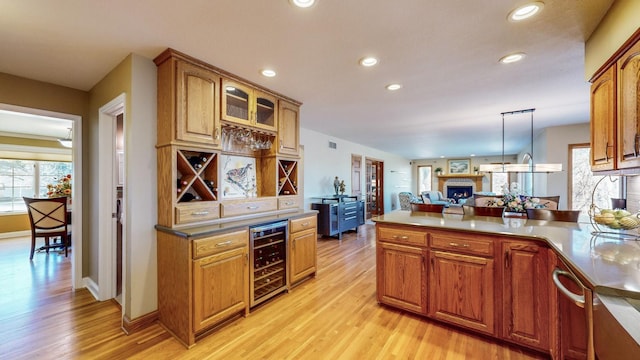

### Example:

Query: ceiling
xmin=0 ymin=0 xmax=614 ymax=159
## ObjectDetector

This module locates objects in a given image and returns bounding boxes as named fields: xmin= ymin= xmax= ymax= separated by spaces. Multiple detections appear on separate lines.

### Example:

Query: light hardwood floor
xmin=0 ymin=225 xmax=546 ymax=359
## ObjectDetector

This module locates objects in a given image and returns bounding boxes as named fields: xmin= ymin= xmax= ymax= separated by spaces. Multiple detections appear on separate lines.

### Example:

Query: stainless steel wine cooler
xmin=249 ymin=220 xmax=288 ymax=307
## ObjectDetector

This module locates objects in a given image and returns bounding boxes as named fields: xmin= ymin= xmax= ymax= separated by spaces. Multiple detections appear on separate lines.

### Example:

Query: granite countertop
xmin=155 ymin=210 xmax=317 ymax=239
xmin=372 ymin=211 xmax=640 ymax=300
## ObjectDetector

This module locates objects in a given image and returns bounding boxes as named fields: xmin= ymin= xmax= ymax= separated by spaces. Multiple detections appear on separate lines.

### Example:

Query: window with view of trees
xmin=569 ymin=144 xmax=621 ymax=211
xmin=0 ymin=159 xmax=72 ymax=212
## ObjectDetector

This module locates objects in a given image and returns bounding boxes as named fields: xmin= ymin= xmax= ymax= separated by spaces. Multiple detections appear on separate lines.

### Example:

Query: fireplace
xmin=447 ymin=186 xmax=472 ymax=201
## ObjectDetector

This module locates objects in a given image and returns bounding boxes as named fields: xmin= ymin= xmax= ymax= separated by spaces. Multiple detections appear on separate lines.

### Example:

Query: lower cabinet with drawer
xmin=289 ymin=214 xmax=318 ymax=285
xmin=375 ymin=224 xmax=557 ymax=357
xmin=157 ymin=229 xmax=249 ymax=348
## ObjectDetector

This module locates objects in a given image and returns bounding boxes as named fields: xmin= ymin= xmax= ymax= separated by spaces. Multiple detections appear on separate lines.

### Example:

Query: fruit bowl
xmin=591 ymin=208 xmax=640 ymax=230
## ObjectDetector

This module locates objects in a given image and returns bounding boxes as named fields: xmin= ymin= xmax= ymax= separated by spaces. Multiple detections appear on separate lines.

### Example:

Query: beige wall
xmin=87 ymin=55 xmax=132 ymax=291
xmin=585 ymin=0 xmax=640 ymax=79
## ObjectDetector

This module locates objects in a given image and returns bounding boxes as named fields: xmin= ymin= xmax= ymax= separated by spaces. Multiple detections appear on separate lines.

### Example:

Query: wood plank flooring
xmin=0 ymin=225 xmax=547 ymax=359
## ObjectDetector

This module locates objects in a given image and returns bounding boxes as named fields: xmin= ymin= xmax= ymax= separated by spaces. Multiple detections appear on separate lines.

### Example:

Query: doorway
xmin=351 ymin=154 xmax=362 ymax=198
xmin=0 ymin=103 xmax=83 ymax=289
xmin=365 ymin=158 xmax=384 ymax=219
xmin=98 ymin=94 xmax=125 ymax=303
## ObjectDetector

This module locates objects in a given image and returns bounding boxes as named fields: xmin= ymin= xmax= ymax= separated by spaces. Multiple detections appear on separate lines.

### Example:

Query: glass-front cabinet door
xmin=221 ymin=79 xmax=278 ymax=132
xmin=222 ymin=79 xmax=252 ymax=126
xmin=254 ymin=90 xmax=277 ymax=131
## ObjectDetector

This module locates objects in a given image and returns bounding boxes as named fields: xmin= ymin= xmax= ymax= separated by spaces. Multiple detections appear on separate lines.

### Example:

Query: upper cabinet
xmin=590 ymin=30 xmax=640 ymax=172
xmin=222 ymin=79 xmax=278 ymax=132
xmin=277 ymin=100 xmax=300 ymax=156
xmin=590 ymin=65 xmax=617 ymax=171
xmin=156 ymin=51 xmax=222 ymax=148
xmin=617 ymin=39 xmax=640 ymax=169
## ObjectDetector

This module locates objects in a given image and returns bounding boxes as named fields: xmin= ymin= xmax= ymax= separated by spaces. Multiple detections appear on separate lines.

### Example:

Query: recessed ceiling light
xmin=470 ymin=154 xmax=476 ymax=157
xmin=508 ymin=2 xmax=544 ymax=21
xmin=359 ymin=57 xmax=378 ymax=67
xmin=499 ymin=52 xmax=526 ymax=64
xmin=386 ymin=84 xmax=402 ymax=91
xmin=290 ymin=0 xmax=316 ymax=8
xmin=261 ymin=69 xmax=276 ymax=77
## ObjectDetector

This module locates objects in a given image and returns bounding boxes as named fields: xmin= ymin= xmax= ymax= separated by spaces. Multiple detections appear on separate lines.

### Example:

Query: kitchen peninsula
xmin=373 ymin=211 xmax=640 ymax=359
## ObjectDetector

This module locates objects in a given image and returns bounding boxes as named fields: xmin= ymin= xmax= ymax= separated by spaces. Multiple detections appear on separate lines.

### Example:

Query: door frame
xmin=98 ymin=93 xmax=126 ymax=301
xmin=0 ymin=103 xmax=83 ymax=289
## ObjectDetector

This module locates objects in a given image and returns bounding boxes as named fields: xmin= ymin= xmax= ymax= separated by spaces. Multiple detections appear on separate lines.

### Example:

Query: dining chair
xmin=23 ymin=197 xmax=71 ymax=260
xmin=463 ymin=205 xmax=505 ymax=217
xmin=410 ymin=203 xmax=445 ymax=214
xmin=526 ymin=209 xmax=581 ymax=223
xmin=535 ymin=195 xmax=560 ymax=210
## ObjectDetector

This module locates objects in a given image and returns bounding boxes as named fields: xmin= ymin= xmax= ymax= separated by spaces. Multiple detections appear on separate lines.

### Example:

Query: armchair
xmin=398 ymin=192 xmax=422 ymax=210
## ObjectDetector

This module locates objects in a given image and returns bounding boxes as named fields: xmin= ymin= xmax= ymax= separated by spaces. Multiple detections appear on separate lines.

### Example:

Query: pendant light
xmin=58 ymin=127 xmax=73 ymax=148
xmin=478 ymin=108 xmax=562 ymax=173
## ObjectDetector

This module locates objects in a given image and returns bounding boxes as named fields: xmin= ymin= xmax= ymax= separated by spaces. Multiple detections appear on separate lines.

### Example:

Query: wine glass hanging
xmin=222 ymin=127 xmax=273 ymax=151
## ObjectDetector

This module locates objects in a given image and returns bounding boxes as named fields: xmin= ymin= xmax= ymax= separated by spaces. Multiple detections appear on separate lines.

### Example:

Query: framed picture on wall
xmin=221 ymin=155 xmax=257 ymax=198
xmin=447 ymin=159 xmax=470 ymax=175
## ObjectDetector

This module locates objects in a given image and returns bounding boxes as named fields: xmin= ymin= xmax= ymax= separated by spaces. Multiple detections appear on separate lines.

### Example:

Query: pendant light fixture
xmin=58 ymin=127 xmax=73 ymax=148
xmin=478 ymin=108 xmax=562 ymax=173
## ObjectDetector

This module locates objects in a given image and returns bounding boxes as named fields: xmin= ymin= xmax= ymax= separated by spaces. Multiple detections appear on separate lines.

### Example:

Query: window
xmin=417 ymin=166 xmax=432 ymax=193
xmin=569 ymin=144 xmax=621 ymax=211
xmin=0 ymin=159 xmax=72 ymax=213
xmin=491 ymin=172 xmax=509 ymax=195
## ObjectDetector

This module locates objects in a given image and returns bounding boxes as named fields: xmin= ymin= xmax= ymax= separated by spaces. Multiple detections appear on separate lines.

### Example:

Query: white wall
xmin=537 ymin=123 xmax=590 ymax=210
xmin=300 ymin=128 xmax=411 ymax=213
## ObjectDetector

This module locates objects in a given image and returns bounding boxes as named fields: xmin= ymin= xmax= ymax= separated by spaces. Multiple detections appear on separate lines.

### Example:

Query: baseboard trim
xmin=0 ymin=230 xmax=30 ymax=239
xmin=122 ymin=310 xmax=159 ymax=335
xmin=83 ymin=277 xmax=100 ymax=301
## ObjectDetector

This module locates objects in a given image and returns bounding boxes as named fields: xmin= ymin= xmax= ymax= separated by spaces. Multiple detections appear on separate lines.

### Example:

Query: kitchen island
xmin=373 ymin=211 xmax=640 ymax=359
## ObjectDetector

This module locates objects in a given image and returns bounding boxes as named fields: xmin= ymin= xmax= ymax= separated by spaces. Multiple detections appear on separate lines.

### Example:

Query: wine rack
xmin=249 ymin=220 xmax=288 ymax=307
xmin=278 ymin=159 xmax=298 ymax=196
xmin=176 ymin=149 xmax=218 ymax=202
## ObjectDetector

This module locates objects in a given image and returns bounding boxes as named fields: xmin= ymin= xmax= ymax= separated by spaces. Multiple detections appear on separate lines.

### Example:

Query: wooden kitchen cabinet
xmin=193 ymin=245 xmax=248 ymax=332
xmin=429 ymin=250 xmax=495 ymax=334
xmin=590 ymin=65 xmax=617 ymax=171
xmin=157 ymin=229 xmax=249 ymax=347
xmin=289 ymin=214 xmax=318 ymax=285
xmin=156 ymin=51 xmax=222 ymax=148
xmin=277 ymin=100 xmax=300 ymax=156
xmin=616 ymin=39 xmax=640 ymax=169
xmin=501 ymin=240 xmax=552 ymax=352
xmin=377 ymin=241 xmax=428 ymax=315
xmin=222 ymin=79 xmax=278 ymax=132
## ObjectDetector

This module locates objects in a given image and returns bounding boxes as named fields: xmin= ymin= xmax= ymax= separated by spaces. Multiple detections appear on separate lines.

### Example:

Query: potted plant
xmin=473 ymin=166 xmax=479 ymax=175
xmin=435 ymin=167 xmax=443 ymax=176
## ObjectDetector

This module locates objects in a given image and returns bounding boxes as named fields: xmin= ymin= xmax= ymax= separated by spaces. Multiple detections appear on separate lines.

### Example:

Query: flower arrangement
xmin=487 ymin=193 xmax=545 ymax=212
xmin=47 ymin=174 xmax=72 ymax=198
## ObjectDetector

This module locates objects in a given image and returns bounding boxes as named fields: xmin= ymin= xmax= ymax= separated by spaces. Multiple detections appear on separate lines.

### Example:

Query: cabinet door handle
xmin=247 ymin=206 xmax=259 ymax=210
xmin=301 ymin=222 xmax=309 ymax=226
xmin=392 ymin=235 xmax=409 ymax=240
xmin=214 ymin=127 xmax=220 ymax=140
xmin=284 ymin=201 xmax=294 ymax=205
xmin=215 ymin=240 xmax=232 ymax=247
xmin=292 ymin=239 xmax=296 ymax=250
xmin=430 ymin=256 xmax=434 ymax=270
xmin=504 ymin=250 xmax=510 ymax=269
xmin=192 ymin=211 xmax=209 ymax=216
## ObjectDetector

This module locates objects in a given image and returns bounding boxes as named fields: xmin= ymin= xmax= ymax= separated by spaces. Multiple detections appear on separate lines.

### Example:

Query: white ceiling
xmin=0 ymin=0 xmax=614 ymax=159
